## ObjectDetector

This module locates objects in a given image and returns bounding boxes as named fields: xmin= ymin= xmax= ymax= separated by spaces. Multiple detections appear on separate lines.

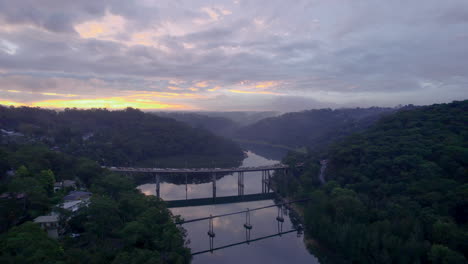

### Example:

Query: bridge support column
xmin=267 ymin=170 xmax=271 ymax=192
xmin=208 ymin=215 xmax=215 ymax=253
xmin=238 ymin=172 xmax=244 ymax=196
xmin=282 ymin=168 xmax=288 ymax=195
xmin=212 ymin=173 xmax=216 ymax=199
xmin=261 ymin=171 xmax=265 ymax=193
xmin=185 ymin=173 xmax=188 ymax=200
xmin=262 ymin=170 xmax=270 ymax=193
xmin=276 ymin=206 xmax=285 ymax=235
xmin=155 ymin=174 xmax=160 ymax=198
xmin=244 ymin=208 xmax=252 ymax=243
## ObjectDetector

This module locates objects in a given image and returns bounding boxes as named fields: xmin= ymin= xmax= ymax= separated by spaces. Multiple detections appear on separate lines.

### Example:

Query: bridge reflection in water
xmin=176 ymin=199 xmax=308 ymax=256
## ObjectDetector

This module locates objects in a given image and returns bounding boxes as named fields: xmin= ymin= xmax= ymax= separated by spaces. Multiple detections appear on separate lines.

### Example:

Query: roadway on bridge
xmin=104 ymin=164 xmax=290 ymax=174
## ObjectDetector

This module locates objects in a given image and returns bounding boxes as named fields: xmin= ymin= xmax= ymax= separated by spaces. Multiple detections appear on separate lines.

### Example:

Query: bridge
xmin=104 ymin=163 xmax=289 ymax=174
xmin=107 ymin=164 xmax=294 ymax=200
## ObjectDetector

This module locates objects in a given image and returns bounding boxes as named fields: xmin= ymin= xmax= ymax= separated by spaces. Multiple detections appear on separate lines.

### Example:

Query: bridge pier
xmin=262 ymin=170 xmax=270 ymax=193
xmin=277 ymin=206 xmax=285 ymax=235
xmin=238 ymin=172 xmax=244 ymax=196
xmin=212 ymin=173 xmax=216 ymax=199
xmin=244 ymin=208 xmax=252 ymax=243
xmin=267 ymin=170 xmax=271 ymax=192
xmin=208 ymin=215 xmax=215 ymax=253
xmin=155 ymin=174 xmax=160 ymax=198
xmin=185 ymin=173 xmax=188 ymax=200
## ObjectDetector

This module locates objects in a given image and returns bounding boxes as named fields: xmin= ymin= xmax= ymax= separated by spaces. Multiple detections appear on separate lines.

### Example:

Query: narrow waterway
xmin=138 ymin=149 xmax=320 ymax=264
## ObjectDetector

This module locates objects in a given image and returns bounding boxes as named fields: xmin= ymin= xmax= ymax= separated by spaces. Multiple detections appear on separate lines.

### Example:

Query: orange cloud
xmin=127 ymin=91 xmax=208 ymax=99
xmin=208 ymin=85 xmax=221 ymax=92
xmin=40 ymin=92 xmax=78 ymax=97
xmin=195 ymin=81 xmax=209 ymax=88
xmin=0 ymin=99 xmax=24 ymax=107
xmin=31 ymin=97 xmax=188 ymax=110
xmin=75 ymin=12 xmax=126 ymax=40
xmin=2 ymin=89 xmax=79 ymax=97
xmin=254 ymin=81 xmax=279 ymax=89
xmin=228 ymin=89 xmax=284 ymax=95
xmin=167 ymin=86 xmax=183 ymax=90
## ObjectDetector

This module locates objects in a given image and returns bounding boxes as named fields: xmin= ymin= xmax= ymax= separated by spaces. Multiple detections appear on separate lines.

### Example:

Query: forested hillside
xmin=0 ymin=143 xmax=190 ymax=263
xmin=0 ymin=106 xmax=244 ymax=167
xmin=154 ymin=112 xmax=238 ymax=137
xmin=282 ymin=100 xmax=468 ymax=263
xmin=236 ymin=107 xmax=396 ymax=150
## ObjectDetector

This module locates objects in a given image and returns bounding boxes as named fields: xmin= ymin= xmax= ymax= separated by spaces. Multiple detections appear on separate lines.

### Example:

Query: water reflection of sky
xmin=137 ymin=150 xmax=320 ymax=264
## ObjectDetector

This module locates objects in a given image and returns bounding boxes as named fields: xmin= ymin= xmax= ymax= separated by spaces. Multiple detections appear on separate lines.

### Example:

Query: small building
xmin=54 ymin=180 xmax=77 ymax=192
xmin=64 ymin=191 xmax=91 ymax=201
xmin=61 ymin=199 xmax=89 ymax=212
xmin=34 ymin=214 xmax=59 ymax=239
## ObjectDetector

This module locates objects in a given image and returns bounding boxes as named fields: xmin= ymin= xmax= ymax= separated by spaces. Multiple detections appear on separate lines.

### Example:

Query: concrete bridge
xmin=104 ymin=163 xmax=289 ymax=174
xmin=107 ymin=164 xmax=294 ymax=199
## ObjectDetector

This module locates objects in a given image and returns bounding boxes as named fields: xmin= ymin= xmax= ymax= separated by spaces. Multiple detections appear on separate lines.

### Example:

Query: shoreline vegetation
xmin=277 ymin=100 xmax=468 ymax=264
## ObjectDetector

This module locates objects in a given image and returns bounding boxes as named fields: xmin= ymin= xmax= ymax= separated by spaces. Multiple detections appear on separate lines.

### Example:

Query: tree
xmin=428 ymin=244 xmax=466 ymax=264
xmin=38 ymin=169 xmax=55 ymax=196
xmin=0 ymin=222 xmax=64 ymax=264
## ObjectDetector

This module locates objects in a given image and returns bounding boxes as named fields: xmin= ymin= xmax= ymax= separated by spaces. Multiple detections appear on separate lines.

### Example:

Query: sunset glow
xmin=31 ymin=97 xmax=189 ymax=110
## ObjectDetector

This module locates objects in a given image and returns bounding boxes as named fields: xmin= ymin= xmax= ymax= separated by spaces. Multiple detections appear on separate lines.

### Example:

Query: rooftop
xmin=34 ymin=215 xmax=58 ymax=223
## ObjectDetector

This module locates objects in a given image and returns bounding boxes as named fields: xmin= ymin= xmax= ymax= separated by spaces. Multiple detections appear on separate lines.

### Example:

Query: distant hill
xmin=0 ymin=106 xmax=244 ymax=167
xmin=153 ymin=112 xmax=239 ymax=137
xmin=198 ymin=111 xmax=279 ymax=126
xmin=235 ymin=107 xmax=399 ymax=150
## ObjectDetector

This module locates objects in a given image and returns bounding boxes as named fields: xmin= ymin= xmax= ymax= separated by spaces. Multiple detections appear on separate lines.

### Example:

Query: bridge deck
xmin=166 ymin=193 xmax=276 ymax=208
xmin=104 ymin=164 xmax=289 ymax=174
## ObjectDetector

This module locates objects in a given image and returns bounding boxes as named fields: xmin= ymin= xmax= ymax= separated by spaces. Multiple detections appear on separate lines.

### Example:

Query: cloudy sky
xmin=0 ymin=0 xmax=467 ymax=111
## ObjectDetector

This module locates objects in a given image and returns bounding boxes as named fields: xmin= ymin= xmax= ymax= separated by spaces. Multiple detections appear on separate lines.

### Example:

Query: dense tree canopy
xmin=0 ymin=106 xmax=244 ymax=167
xmin=0 ymin=142 xmax=190 ymax=263
xmin=281 ymin=100 xmax=468 ymax=263
xmin=237 ymin=107 xmax=397 ymax=150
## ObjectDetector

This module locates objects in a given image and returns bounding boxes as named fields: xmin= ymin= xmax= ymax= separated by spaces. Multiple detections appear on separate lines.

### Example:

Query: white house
xmin=33 ymin=214 xmax=59 ymax=239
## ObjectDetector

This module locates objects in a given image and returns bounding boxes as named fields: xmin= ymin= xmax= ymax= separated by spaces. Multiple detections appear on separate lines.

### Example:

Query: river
xmin=138 ymin=148 xmax=320 ymax=263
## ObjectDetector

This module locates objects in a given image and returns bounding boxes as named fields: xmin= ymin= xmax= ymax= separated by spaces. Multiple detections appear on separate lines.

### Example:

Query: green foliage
xmin=0 ymin=142 xmax=191 ymax=263
xmin=237 ymin=107 xmax=397 ymax=149
xmin=284 ymin=100 xmax=468 ymax=263
xmin=38 ymin=169 xmax=55 ymax=196
xmin=0 ymin=222 xmax=64 ymax=264
xmin=66 ymin=177 xmax=191 ymax=263
xmin=429 ymin=244 xmax=466 ymax=264
xmin=0 ymin=106 xmax=244 ymax=167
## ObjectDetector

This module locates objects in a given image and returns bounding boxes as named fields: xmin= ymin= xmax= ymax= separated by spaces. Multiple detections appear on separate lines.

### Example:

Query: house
xmin=34 ymin=214 xmax=59 ymax=239
xmin=54 ymin=180 xmax=77 ymax=192
xmin=61 ymin=199 xmax=89 ymax=212
xmin=63 ymin=191 xmax=91 ymax=201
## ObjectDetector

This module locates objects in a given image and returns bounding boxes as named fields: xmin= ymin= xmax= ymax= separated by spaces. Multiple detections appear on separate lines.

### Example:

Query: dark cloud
xmin=0 ymin=0 xmax=467 ymax=110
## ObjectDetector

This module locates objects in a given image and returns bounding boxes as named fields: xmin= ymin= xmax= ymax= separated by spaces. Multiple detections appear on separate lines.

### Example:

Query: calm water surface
xmin=138 ymin=150 xmax=320 ymax=264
